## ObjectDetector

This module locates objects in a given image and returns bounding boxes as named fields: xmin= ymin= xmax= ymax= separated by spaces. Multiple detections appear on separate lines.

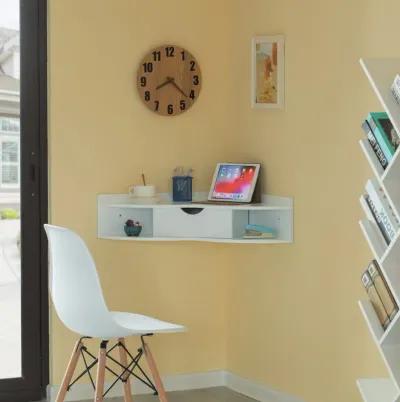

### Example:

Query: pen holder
xmin=172 ymin=176 xmax=192 ymax=202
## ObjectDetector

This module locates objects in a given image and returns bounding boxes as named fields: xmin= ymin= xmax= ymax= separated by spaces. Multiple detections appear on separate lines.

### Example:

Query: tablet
xmin=207 ymin=163 xmax=260 ymax=203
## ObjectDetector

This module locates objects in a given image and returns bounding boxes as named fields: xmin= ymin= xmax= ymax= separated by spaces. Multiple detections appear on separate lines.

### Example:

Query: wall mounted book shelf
xmin=358 ymin=58 xmax=400 ymax=402
xmin=97 ymin=192 xmax=293 ymax=244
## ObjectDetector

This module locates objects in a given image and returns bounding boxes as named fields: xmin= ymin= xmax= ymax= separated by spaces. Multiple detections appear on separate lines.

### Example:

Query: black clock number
xmin=144 ymin=91 xmax=151 ymax=101
xmin=193 ymin=75 xmax=199 ymax=85
xmin=190 ymin=61 xmax=196 ymax=71
xmin=189 ymin=90 xmax=195 ymax=100
xmin=181 ymin=51 xmax=185 ymax=60
xmin=152 ymin=51 xmax=161 ymax=61
xmin=154 ymin=100 xmax=159 ymax=111
xmin=180 ymin=100 xmax=186 ymax=111
xmin=143 ymin=62 xmax=153 ymax=73
xmin=167 ymin=104 xmax=174 ymax=115
xmin=165 ymin=46 xmax=175 ymax=57
xmin=140 ymin=76 xmax=146 ymax=87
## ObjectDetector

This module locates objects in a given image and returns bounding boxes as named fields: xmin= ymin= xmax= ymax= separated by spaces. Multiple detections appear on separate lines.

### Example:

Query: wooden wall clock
xmin=137 ymin=44 xmax=202 ymax=116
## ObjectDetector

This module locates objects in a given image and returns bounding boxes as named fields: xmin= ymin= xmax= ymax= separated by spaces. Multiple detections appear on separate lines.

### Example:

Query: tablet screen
xmin=211 ymin=164 xmax=258 ymax=201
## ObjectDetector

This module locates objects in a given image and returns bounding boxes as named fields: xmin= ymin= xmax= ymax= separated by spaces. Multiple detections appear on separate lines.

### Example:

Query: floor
xmin=77 ymin=387 xmax=258 ymax=402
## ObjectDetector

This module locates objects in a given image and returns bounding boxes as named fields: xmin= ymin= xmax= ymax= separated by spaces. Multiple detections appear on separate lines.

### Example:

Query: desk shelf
xmin=97 ymin=193 xmax=293 ymax=244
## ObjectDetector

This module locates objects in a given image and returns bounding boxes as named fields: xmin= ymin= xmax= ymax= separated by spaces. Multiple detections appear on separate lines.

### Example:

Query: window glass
xmin=2 ymin=141 xmax=18 ymax=162
xmin=0 ymin=117 xmax=20 ymax=132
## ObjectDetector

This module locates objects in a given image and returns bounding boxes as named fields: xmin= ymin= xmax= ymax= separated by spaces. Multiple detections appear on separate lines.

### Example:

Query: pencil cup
xmin=172 ymin=176 xmax=192 ymax=202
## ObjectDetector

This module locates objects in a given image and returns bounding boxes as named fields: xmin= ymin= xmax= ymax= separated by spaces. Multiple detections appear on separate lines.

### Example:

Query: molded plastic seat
xmin=44 ymin=224 xmax=185 ymax=339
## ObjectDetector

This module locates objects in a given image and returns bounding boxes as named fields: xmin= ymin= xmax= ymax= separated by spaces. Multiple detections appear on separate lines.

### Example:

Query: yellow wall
xmin=48 ymin=0 xmax=236 ymax=384
xmin=49 ymin=1 xmax=400 ymax=401
xmin=227 ymin=1 xmax=400 ymax=402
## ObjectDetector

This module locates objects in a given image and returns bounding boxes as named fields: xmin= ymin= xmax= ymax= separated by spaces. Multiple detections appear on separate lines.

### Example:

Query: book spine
xmin=366 ymin=179 xmax=399 ymax=243
xmin=391 ymin=74 xmax=400 ymax=105
xmin=362 ymin=270 xmax=390 ymax=329
xmin=367 ymin=114 xmax=395 ymax=160
xmin=368 ymin=260 xmax=399 ymax=321
xmin=366 ymin=195 xmax=391 ymax=244
xmin=362 ymin=121 xmax=388 ymax=169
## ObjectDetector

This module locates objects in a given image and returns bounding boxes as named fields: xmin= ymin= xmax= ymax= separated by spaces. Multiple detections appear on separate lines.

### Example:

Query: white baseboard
xmin=225 ymin=372 xmax=305 ymax=402
xmin=48 ymin=370 xmax=305 ymax=402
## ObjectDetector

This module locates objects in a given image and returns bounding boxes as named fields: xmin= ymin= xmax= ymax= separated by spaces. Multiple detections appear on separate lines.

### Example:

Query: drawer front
xmin=153 ymin=207 xmax=233 ymax=238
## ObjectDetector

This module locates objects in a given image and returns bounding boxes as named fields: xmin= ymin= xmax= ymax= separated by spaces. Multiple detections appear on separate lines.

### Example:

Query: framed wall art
xmin=251 ymin=35 xmax=285 ymax=109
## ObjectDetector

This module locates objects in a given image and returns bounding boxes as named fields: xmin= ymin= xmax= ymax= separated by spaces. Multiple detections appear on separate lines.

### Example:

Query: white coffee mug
xmin=128 ymin=185 xmax=156 ymax=198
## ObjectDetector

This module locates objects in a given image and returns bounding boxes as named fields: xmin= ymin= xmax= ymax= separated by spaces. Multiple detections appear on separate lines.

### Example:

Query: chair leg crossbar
xmin=56 ymin=335 xmax=165 ymax=402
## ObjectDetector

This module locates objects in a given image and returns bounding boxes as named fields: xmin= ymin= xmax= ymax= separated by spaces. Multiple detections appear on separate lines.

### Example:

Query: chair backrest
xmin=44 ymin=224 xmax=113 ymax=336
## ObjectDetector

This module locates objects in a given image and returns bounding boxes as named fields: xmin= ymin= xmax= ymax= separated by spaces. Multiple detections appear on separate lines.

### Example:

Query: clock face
xmin=137 ymin=45 xmax=202 ymax=116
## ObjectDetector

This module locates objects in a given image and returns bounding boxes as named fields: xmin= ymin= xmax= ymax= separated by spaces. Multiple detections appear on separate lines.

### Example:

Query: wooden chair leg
xmin=118 ymin=338 xmax=134 ymax=402
xmin=55 ymin=339 xmax=83 ymax=402
xmin=142 ymin=339 xmax=168 ymax=402
xmin=94 ymin=341 xmax=108 ymax=402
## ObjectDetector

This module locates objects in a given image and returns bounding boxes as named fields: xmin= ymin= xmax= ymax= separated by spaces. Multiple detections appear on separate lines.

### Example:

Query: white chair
xmin=44 ymin=224 xmax=185 ymax=402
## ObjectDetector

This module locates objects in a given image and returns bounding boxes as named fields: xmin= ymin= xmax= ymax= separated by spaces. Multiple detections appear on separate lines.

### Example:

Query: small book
xmin=365 ymin=179 xmax=399 ymax=244
xmin=245 ymin=224 xmax=277 ymax=235
xmin=361 ymin=270 xmax=390 ymax=329
xmin=243 ymin=232 xmax=276 ymax=239
xmin=367 ymin=112 xmax=399 ymax=161
xmin=391 ymin=74 xmax=400 ymax=105
xmin=361 ymin=120 xmax=388 ymax=169
xmin=367 ymin=260 xmax=399 ymax=321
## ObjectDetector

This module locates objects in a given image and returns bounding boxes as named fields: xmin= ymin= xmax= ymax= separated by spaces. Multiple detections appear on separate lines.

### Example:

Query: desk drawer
xmin=153 ymin=207 xmax=233 ymax=238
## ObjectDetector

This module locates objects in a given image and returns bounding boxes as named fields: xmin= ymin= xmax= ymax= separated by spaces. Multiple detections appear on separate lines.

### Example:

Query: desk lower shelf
xmin=98 ymin=193 xmax=293 ymax=244
xmin=100 ymin=235 xmax=292 ymax=244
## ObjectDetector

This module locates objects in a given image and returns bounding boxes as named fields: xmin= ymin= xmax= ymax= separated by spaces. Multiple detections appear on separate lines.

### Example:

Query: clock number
xmin=154 ymin=100 xmax=159 ymax=111
xmin=165 ymin=46 xmax=175 ymax=57
xmin=140 ymin=76 xmax=146 ymax=87
xmin=167 ymin=104 xmax=174 ymax=115
xmin=189 ymin=90 xmax=195 ymax=100
xmin=181 ymin=51 xmax=185 ymax=61
xmin=143 ymin=62 xmax=153 ymax=73
xmin=144 ymin=91 xmax=151 ymax=101
xmin=190 ymin=61 xmax=196 ymax=71
xmin=180 ymin=100 xmax=186 ymax=111
xmin=193 ymin=75 xmax=199 ymax=85
xmin=152 ymin=51 xmax=161 ymax=61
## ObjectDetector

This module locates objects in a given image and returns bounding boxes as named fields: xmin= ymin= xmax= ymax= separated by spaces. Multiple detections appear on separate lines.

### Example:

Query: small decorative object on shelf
xmin=128 ymin=173 xmax=158 ymax=204
xmin=172 ymin=166 xmax=193 ymax=202
xmin=124 ymin=219 xmax=142 ymax=237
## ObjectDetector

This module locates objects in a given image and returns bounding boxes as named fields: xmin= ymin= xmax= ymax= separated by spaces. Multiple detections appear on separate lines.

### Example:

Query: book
xmin=365 ymin=179 xmax=399 ymax=244
xmin=361 ymin=270 xmax=390 ymax=329
xmin=367 ymin=260 xmax=399 ymax=321
xmin=361 ymin=120 xmax=388 ymax=169
xmin=245 ymin=224 xmax=277 ymax=234
xmin=367 ymin=112 xmax=399 ymax=161
xmin=391 ymin=74 xmax=400 ymax=105
xmin=365 ymin=193 xmax=390 ymax=244
xmin=243 ymin=230 xmax=276 ymax=239
xmin=243 ymin=234 xmax=276 ymax=239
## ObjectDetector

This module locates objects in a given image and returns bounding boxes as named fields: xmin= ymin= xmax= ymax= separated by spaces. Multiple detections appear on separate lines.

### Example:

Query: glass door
xmin=0 ymin=0 xmax=47 ymax=400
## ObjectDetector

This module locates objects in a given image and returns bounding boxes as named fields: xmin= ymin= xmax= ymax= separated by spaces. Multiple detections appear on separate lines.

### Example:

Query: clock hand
xmin=168 ymin=78 xmax=188 ymax=98
xmin=156 ymin=77 xmax=174 ymax=90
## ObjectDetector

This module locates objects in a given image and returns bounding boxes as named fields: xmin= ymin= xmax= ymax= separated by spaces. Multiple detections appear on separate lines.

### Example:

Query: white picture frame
xmin=251 ymin=35 xmax=285 ymax=109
